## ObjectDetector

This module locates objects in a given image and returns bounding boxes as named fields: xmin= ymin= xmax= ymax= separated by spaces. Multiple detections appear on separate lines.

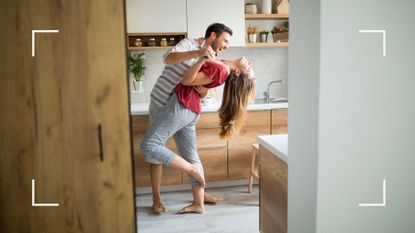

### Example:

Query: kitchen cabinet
xmin=187 ymin=0 xmax=245 ymax=46
xmin=272 ymin=109 xmax=288 ymax=134
xmin=132 ymin=116 xmax=182 ymax=187
xmin=132 ymin=109 xmax=287 ymax=187
xmin=1 ymin=1 xmax=135 ymax=232
xmin=258 ymin=136 xmax=288 ymax=233
xmin=228 ymin=110 xmax=271 ymax=179
xmin=126 ymin=0 xmax=187 ymax=33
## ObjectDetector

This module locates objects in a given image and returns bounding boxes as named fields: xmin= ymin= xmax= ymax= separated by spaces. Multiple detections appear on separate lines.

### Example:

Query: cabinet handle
xmin=97 ymin=124 xmax=104 ymax=162
xmin=197 ymin=145 xmax=227 ymax=151
xmin=197 ymin=125 xmax=221 ymax=129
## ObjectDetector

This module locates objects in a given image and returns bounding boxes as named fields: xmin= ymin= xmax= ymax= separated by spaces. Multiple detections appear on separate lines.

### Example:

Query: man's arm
xmin=181 ymin=58 xmax=213 ymax=86
xmin=164 ymin=46 xmax=215 ymax=65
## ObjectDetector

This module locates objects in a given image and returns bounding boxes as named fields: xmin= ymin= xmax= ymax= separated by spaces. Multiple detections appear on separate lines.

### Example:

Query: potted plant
xmin=247 ymin=25 xmax=259 ymax=43
xmin=271 ymin=21 xmax=289 ymax=42
xmin=259 ymin=31 xmax=269 ymax=43
xmin=128 ymin=52 xmax=146 ymax=92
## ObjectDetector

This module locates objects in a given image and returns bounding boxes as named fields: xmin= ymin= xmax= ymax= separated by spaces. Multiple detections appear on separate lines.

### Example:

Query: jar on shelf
xmin=148 ymin=38 xmax=156 ymax=47
xmin=160 ymin=38 xmax=168 ymax=46
xmin=168 ymin=37 xmax=175 ymax=46
xmin=134 ymin=38 xmax=142 ymax=47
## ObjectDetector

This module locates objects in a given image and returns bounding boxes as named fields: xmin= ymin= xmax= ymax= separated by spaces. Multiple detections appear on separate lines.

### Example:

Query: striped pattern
xmin=150 ymin=38 xmax=202 ymax=108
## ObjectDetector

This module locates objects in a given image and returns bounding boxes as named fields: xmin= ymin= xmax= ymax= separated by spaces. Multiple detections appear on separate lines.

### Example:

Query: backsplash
xmin=130 ymin=46 xmax=288 ymax=103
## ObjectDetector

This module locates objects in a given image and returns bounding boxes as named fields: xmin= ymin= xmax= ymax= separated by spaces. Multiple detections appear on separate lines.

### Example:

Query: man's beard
xmin=210 ymin=40 xmax=218 ymax=56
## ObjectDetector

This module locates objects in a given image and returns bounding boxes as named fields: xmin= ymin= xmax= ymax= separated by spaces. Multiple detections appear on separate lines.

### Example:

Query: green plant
xmin=128 ymin=53 xmax=146 ymax=81
xmin=283 ymin=21 xmax=289 ymax=32
xmin=259 ymin=31 xmax=269 ymax=35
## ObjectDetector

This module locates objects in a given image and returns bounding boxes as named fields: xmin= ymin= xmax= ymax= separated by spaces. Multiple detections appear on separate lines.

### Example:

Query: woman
xmin=140 ymin=56 xmax=255 ymax=214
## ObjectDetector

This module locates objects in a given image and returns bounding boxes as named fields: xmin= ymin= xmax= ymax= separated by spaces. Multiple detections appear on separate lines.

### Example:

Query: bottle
xmin=168 ymin=37 xmax=175 ymax=46
xmin=148 ymin=38 xmax=156 ymax=47
xmin=134 ymin=38 xmax=142 ymax=47
xmin=160 ymin=38 xmax=168 ymax=46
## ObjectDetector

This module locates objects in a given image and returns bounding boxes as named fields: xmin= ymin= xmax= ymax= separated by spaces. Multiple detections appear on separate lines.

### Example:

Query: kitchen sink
xmin=253 ymin=97 xmax=288 ymax=105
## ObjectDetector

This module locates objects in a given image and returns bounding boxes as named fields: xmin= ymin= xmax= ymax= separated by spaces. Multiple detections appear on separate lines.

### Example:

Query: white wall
xmin=287 ymin=0 xmax=320 ymax=232
xmin=289 ymin=0 xmax=415 ymax=232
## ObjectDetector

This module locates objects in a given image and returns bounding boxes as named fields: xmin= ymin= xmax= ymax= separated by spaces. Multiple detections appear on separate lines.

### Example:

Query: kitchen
xmin=127 ymin=0 xmax=289 ymax=232
xmin=2 ymin=0 xmax=413 ymax=233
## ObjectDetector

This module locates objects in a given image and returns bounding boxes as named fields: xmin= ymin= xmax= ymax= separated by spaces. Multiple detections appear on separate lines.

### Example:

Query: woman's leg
xmin=140 ymin=95 xmax=205 ymax=186
xmin=173 ymin=121 xmax=205 ymax=214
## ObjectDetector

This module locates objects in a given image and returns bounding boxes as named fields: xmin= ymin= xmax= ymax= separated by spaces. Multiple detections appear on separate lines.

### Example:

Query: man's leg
xmin=150 ymin=163 xmax=166 ymax=213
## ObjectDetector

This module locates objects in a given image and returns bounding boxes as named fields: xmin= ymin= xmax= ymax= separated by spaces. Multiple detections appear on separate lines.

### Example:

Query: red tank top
xmin=175 ymin=60 xmax=230 ymax=113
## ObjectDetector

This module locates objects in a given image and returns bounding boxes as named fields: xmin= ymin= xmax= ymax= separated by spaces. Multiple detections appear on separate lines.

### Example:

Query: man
xmin=145 ymin=23 xmax=232 ymax=214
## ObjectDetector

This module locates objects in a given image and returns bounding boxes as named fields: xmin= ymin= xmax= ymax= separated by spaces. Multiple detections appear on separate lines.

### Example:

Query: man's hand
xmin=199 ymin=45 xmax=216 ymax=60
xmin=194 ymin=86 xmax=208 ymax=98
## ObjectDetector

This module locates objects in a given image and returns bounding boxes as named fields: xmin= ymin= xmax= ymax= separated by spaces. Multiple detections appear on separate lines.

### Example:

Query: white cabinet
xmin=186 ymin=0 xmax=245 ymax=46
xmin=126 ymin=0 xmax=187 ymax=33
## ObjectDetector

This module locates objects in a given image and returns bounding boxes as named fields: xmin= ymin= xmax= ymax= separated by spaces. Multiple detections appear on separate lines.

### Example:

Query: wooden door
xmin=228 ymin=110 xmax=271 ymax=179
xmin=0 ymin=1 xmax=136 ymax=233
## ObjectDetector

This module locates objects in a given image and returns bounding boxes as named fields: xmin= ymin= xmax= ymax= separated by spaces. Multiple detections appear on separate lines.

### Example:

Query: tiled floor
xmin=136 ymin=185 xmax=259 ymax=233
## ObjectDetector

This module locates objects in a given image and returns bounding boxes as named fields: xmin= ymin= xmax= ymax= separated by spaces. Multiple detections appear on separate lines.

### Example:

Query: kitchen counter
xmin=130 ymin=102 xmax=288 ymax=115
xmin=257 ymin=134 xmax=288 ymax=163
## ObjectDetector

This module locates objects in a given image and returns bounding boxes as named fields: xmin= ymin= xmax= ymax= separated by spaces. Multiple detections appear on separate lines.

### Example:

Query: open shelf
xmin=245 ymin=13 xmax=289 ymax=20
xmin=127 ymin=32 xmax=187 ymax=50
xmin=246 ymin=42 xmax=288 ymax=47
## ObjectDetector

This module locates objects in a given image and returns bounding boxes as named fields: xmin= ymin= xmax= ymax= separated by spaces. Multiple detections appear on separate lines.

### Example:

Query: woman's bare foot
xmin=176 ymin=202 xmax=204 ymax=214
xmin=152 ymin=201 xmax=167 ymax=214
xmin=189 ymin=164 xmax=205 ymax=188
xmin=204 ymin=192 xmax=223 ymax=204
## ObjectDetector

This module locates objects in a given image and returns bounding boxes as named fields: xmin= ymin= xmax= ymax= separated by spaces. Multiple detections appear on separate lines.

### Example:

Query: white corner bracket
xmin=358 ymin=29 xmax=386 ymax=57
xmin=32 ymin=179 xmax=59 ymax=207
xmin=31 ymin=29 xmax=59 ymax=57
xmin=358 ymin=179 xmax=386 ymax=207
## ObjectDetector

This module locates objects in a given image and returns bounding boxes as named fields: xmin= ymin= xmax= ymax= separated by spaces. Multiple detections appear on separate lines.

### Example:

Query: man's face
xmin=210 ymin=32 xmax=231 ymax=55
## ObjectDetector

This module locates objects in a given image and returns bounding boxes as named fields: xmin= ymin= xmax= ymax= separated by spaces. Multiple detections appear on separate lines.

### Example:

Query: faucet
xmin=263 ymin=80 xmax=286 ymax=102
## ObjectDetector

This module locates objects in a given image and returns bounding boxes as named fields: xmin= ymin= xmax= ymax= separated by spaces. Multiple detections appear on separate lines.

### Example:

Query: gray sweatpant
xmin=141 ymin=94 xmax=204 ymax=187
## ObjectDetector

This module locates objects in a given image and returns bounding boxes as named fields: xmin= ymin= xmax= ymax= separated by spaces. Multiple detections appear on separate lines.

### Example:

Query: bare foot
xmin=204 ymin=192 xmax=223 ymax=204
xmin=152 ymin=201 xmax=167 ymax=214
xmin=189 ymin=164 xmax=205 ymax=188
xmin=176 ymin=203 xmax=204 ymax=214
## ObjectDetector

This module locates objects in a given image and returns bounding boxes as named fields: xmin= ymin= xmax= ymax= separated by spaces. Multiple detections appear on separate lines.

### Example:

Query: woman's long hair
xmin=218 ymin=71 xmax=255 ymax=139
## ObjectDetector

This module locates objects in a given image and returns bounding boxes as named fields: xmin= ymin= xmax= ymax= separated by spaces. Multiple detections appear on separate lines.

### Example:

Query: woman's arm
xmin=181 ymin=58 xmax=214 ymax=86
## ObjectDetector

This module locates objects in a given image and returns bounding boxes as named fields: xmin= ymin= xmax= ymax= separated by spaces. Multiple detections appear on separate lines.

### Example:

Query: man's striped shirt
xmin=150 ymin=38 xmax=203 ymax=108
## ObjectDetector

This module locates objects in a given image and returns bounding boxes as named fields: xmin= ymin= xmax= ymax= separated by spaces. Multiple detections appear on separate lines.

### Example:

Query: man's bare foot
xmin=152 ymin=201 xmax=167 ymax=214
xmin=204 ymin=192 xmax=223 ymax=204
xmin=189 ymin=164 xmax=205 ymax=188
xmin=176 ymin=203 xmax=204 ymax=214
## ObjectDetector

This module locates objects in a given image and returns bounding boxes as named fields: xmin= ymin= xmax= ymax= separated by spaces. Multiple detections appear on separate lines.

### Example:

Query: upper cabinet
xmin=126 ymin=0 xmax=187 ymax=33
xmin=187 ymin=0 xmax=245 ymax=47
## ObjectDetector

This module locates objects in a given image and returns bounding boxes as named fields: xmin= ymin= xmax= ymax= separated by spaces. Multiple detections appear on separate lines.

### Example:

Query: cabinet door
xmin=187 ymin=0 xmax=245 ymax=46
xmin=260 ymin=145 xmax=287 ymax=233
xmin=126 ymin=0 xmax=187 ymax=33
xmin=183 ymin=147 xmax=228 ymax=183
xmin=228 ymin=110 xmax=271 ymax=179
xmin=132 ymin=116 xmax=182 ymax=187
xmin=0 ymin=1 xmax=135 ymax=232
xmin=271 ymin=109 xmax=288 ymax=134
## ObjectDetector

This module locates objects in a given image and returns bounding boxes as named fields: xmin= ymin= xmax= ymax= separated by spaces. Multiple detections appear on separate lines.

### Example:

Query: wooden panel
xmin=196 ymin=112 xmax=226 ymax=148
xmin=131 ymin=116 xmax=182 ymax=187
xmin=259 ymin=145 xmax=287 ymax=233
xmin=228 ymin=110 xmax=271 ymax=179
xmin=0 ymin=1 xmax=135 ymax=232
xmin=197 ymin=112 xmax=221 ymax=128
xmin=183 ymin=147 xmax=228 ymax=183
xmin=272 ymin=109 xmax=288 ymax=134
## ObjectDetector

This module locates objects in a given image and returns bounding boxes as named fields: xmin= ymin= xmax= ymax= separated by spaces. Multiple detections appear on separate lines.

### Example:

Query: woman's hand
xmin=194 ymin=86 xmax=208 ymax=98
xmin=199 ymin=45 xmax=216 ymax=60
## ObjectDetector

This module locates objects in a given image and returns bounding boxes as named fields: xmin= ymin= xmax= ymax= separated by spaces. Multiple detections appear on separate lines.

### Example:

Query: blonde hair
xmin=218 ymin=71 xmax=256 ymax=139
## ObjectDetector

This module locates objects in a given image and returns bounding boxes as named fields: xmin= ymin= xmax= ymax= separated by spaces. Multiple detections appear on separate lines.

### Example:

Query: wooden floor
xmin=136 ymin=185 xmax=259 ymax=233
